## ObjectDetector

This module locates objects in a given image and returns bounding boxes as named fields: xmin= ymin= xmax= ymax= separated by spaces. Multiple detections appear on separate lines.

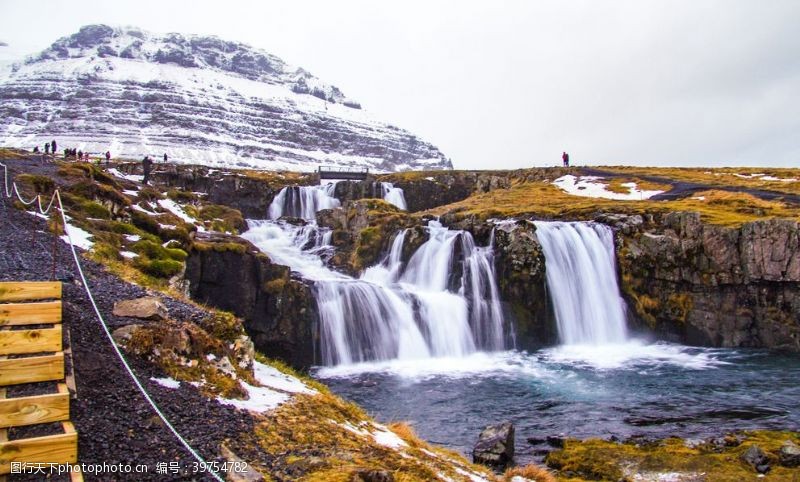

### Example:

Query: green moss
xmin=135 ymin=258 xmax=184 ymax=278
xmin=131 ymin=239 xmax=187 ymax=261
xmin=262 ymin=278 xmax=287 ymax=295
xmin=15 ymin=173 xmax=55 ymax=195
xmin=167 ymin=189 xmax=199 ymax=203
xmin=546 ymin=431 xmax=800 ymax=481
xmin=193 ymin=241 xmax=248 ymax=254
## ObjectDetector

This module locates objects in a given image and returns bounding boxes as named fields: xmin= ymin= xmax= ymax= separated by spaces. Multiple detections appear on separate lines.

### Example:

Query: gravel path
xmin=1 ymin=158 xmax=264 ymax=481
xmin=579 ymin=166 xmax=800 ymax=204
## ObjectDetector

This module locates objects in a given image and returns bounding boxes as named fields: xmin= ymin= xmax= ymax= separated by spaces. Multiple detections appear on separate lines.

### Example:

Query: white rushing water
xmin=244 ymin=184 xmax=509 ymax=366
xmin=268 ymin=183 xmax=340 ymax=220
xmin=534 ymin=221 xmax=628 ymax=345
xmin=380 ymin=182 xmax=407 ymax=210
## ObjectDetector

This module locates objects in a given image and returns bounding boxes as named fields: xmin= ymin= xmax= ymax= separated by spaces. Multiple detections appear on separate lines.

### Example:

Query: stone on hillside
xmin=111 ymin=324 xmax=142 ymax=344
xmin=780 ymin=440 xmax=800 ymax=467
xmin=740 ymin=444 xmax=770 ymax=474
xmin=350 ymin=469 xmax=394 ymax=482
xmin=473 ymin=421 xmax=515 ymax=469
xmin=113 ymin=296 xmax=168 ymax=320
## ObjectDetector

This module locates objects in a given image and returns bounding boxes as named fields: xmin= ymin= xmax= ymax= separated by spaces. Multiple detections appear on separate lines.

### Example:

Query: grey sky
xmin=1 ymin=0 xmax=798 ymax=169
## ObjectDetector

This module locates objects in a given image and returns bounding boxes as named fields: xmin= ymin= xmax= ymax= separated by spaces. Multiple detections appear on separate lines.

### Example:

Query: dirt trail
xmin=579 ymin=167 xmax=800 ymax=205
xmin=0 ymin=157 xmax=262 ymax=481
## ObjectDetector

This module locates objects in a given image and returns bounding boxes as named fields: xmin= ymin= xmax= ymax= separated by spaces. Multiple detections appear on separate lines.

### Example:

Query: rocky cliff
xmin=614 ymin=212 xmax=800 ymax=351
xmin=184 ymin=232 xmax=319 ymax=367
xmin=0 ymin=24 xmax=452 ymax=172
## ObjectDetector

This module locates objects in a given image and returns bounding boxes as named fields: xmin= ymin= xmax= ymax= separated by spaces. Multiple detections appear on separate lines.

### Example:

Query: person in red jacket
xmin=562 ymin=151 xmax=570 ymax=167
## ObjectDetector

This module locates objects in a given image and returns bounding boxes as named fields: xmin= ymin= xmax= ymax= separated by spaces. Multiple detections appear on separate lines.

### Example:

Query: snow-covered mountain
xmin=0 ymin=25 xmax=451 ymax=172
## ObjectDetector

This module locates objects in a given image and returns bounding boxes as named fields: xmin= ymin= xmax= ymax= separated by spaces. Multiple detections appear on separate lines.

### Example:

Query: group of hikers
xmin=31 ymin=139 xmax=169 ymax=186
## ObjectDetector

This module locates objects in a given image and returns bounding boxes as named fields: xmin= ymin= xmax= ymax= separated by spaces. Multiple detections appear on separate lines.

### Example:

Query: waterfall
xmin=533 ymin=221 xmax=628 ymax=345
xmin=244 ymin=197 xmax=511 ymax=365
xmin=268 ymin=183 xmax=340 ymax=220
xmin=381 ymin=182 xmax=407 ymax=210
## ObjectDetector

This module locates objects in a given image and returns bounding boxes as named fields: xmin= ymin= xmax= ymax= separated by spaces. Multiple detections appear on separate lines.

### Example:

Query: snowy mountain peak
xmin=1 ymin=25 xmax=450 ymax=172
xmin=33 ymin=24 xmax=359 ymax=108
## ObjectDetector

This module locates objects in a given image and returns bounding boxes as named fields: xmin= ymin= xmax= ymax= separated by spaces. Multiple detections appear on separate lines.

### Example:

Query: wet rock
xmin=780 ymin=440 xmax=800 ymax=467
xmin=220 ymin=443 xmax=262 ymax=482
xmin=112 ymin=296 xmax=168 ymax=320
xmin=350 ymin=469 xmax=394 ymax=482
xmin=740 ymin=444 xmax=770 ymax=474
xmin=527 ymin=436 xmax=547 ymax=445
xmin=111 ymin=324 xmax=142 ymax=344
xmin=546 ymin=435 xmax=565 ymax=448
xmin=473 ymin=421 xmax=515 ymax=469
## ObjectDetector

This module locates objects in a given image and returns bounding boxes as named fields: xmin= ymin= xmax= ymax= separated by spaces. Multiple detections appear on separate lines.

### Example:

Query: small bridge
xmin=318 ymin=166 xmax=370 ymax=181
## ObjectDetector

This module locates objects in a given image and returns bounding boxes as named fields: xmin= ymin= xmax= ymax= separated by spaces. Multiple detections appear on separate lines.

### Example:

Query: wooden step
xmin=0 ymin=353 xmax=64 ymax=386
xmin=0 ymin=325 xmax=62 ymax=355
xmin=0 ymin=421 xmax=78 ymax=475
xmin=0 ymin=384 xmax=69 ymax=429
xmin=0 ymin=300 xmax=62 ymax=326
xmin=0 ymin=282 xmax=61 ymax=302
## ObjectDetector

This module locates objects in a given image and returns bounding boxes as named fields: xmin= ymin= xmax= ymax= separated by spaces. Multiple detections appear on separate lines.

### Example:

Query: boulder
xmin=112 ymin=296 xmax=168 ymax=320
xmin=740 ymin=444 xmax=770 ymax=474
xmin=111 ymin=324 xmax=142 ymax=344
xmin=350 ymin=469 xmax=394 ymax=482
xmin=473 ymin=421 xmax=515 ymax=469
xmin=780 ymin=440 xmax=800 ymax=467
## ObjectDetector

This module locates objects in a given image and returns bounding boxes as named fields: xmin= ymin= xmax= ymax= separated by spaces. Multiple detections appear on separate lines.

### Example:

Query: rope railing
xmin=0 ymin=160 xmax=225 ymax=482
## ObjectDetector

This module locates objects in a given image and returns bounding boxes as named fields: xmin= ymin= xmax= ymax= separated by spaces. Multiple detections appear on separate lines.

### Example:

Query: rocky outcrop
xmin=112 ymin=296 xmax=168 ymax=320
xmin=184 ymin=232 xmax=319 ymax=368
xmin=377 ymin=171 xmax=512 ymax=212
xmin=617 ymin=212 xmax=800 ymax=351
xmin=491 ymin=221 xmax=555 ymax=347
xmin=120 ymin=163 xmax=317 ymax=218
xmin=473 ymin=421 xmax=515 ymax=469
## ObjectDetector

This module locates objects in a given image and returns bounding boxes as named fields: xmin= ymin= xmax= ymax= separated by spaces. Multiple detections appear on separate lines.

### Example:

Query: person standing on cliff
xmin=142 ymin=155 xmax=153 ymax=185
xmin=562 ymin=151 xmax=570 ymax=167
xmin=105 ymin=151 xmax=111 ymax=165
xmin=163 ymin=152 xmax=168 ymax=163
xmin=51 ymin=139 xmax=57 ymax=154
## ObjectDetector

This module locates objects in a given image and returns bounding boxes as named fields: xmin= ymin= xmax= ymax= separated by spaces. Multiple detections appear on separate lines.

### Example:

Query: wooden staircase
xmin=0 ymin=281 xmax=80 ymax=480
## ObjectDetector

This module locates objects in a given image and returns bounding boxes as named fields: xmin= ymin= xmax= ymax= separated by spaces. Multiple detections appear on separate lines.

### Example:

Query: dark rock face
xmin=618 ymin=212 xmax=800 ymax=351
xmin=377 ymin=172 xmax=511 ymax=212
xmin=491 ymin=221 xmax=555 ymax=347
xmin=740 ymin=444 xmax=771 ymax=473
xmin=184 ymin=232 xmax=319 ymax=368
xmin=123 ymin=163 xmax=317 ymax=218
xmin=473 ymin=421 xmax=515 ymax=469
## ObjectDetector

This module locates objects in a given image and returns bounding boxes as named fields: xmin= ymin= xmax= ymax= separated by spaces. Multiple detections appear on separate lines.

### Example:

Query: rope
xmin=0 ymin=161 xmax=225 ymax=482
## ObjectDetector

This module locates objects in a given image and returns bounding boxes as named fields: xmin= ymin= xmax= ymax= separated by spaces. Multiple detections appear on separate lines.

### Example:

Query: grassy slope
xmin=428 ymin=167 xmax=800 ymax=227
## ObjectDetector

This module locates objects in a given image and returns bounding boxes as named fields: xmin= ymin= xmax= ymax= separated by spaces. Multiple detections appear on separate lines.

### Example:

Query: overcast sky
xmin=1 ymin=0 xmax=798 ymax=169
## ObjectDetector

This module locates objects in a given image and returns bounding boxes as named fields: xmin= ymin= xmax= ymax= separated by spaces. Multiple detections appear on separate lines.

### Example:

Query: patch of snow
xmin=158 ymin=198 xmax=198 ymax=225
xmin=131 ymin=204 xmax=158 ymax=216
xmin=371 ymin=424 xmax=408 ymax=449
xmin=120 ymin=251 xmax=138 ymax=259
xmin=158 ymin=224 xmax=176 ymax=230
xmin=454 ymin=467 xmax=490 ymax=482
xmin=60 ymin=219 xmax=94 ymax=250
xmin=122 ymin=189 xmax=139 ymax=196
xmin=217 ymin=381 xmax=289 ymax=413
xmin=425 ymin=176 xmax=436 ymax=181
xmin=150 ymin=377 xmax=180 ymax=389
xmin=691 ymin=196 xmax=706 ymax=201
xmin=252 ymin=361 xmax=316 ymax=395
xmin=124 ymin=234 xmax=141 ymax=242
xmin=108 ymin=168 xmax=144 ymax=183
xmin=553 ymin=175 xmax=664 ymax=200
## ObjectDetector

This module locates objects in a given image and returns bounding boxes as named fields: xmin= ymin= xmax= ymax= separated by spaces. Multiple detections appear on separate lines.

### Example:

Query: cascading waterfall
xmin=268 ymin=183 xmax=340 ymax=220
xmin=533 ymin=221 xmax=628 ymax=345
xmin=243 ymin=192 xmax=510 ymax=366
xmin=381 ymin=182 xmax=407 ymax=210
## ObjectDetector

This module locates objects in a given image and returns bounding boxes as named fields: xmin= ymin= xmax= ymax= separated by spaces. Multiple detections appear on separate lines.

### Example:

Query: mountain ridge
xmin=0 ymin=24 xmax=452 ymax=172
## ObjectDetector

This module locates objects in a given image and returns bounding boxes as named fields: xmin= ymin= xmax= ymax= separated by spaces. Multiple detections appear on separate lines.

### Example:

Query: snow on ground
xmin=107 ymin=168 xmax=144 ymax=183
xmin=217 ymin=381 xmax=290 ymax=412
xmin=150 ymin=377 xmax=181 ymax=389
xmin=252 ymin=361 xmax=316 ymax=394
xmin=120 ymin=251 xmax=138 ymax=259
xmin=124 ymin=234 xmax=141 ymax=242
xmin=217 ymin=361 xmax=316 ymax=413
xmin=553 ymin=175 xmax=664 ymax=200
xmin=371 ymin=424 xmax=408 ymax=449
xmin=60 ymin=217 xmax=94 ymax=250
xmin=122 ymin=189 xmax=139 ymax=196
xmin=157 ymin=198 xmax=204 ymax=231
xmin=732 ymin=173 xmax=797 ymax=182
